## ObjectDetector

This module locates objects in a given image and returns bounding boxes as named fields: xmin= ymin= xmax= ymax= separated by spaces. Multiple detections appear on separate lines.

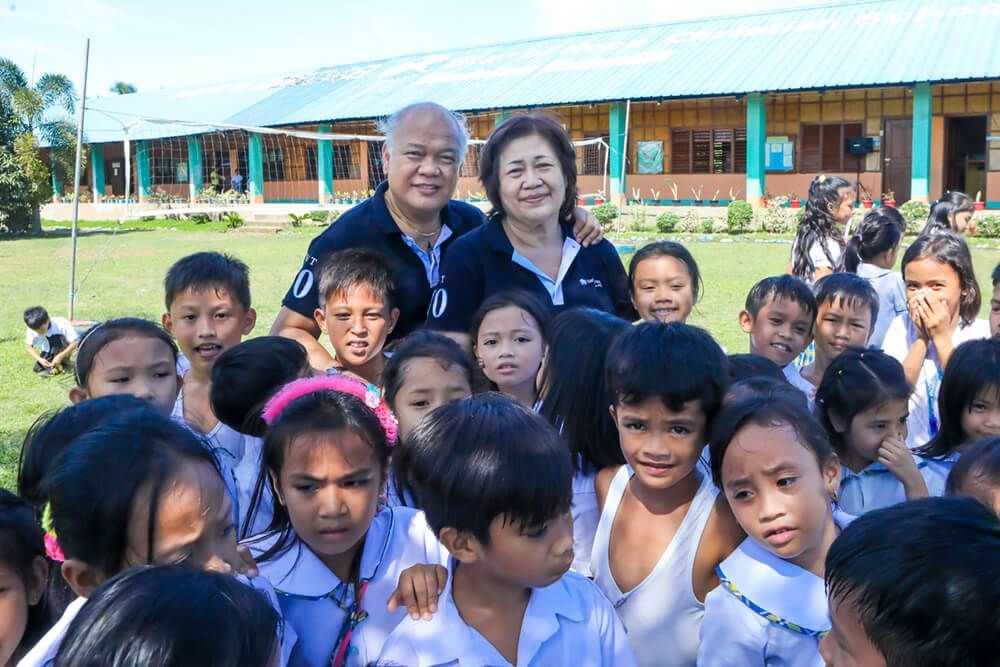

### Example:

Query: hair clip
xmin=262 ymin=375 xmax=398 ymax=445
xmin=854 ymin=233 xmax=863 ymax=243
xmin=42 ymin=502 xmax=66 ymax=562
xmin=836 ymin=369 xmax=844 ymax=376
xmin=818 ymin=174 xmax=827 ymax=183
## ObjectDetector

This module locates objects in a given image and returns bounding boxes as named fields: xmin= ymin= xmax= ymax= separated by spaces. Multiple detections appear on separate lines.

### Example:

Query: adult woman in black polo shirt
xmin=426 ymin=112 xmax=633 ymax=341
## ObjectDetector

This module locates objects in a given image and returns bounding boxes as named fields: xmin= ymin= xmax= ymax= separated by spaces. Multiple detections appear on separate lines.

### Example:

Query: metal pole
xmin=68 ymin=38 xmax=90 ymax=321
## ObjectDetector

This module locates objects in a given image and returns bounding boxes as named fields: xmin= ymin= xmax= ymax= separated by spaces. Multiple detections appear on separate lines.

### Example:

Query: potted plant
xmin=861 ymin=191 xmax=873 ymax=209
xmin=629 ymin=187 xmax=641 ymax=205
xmin=691 ymin=186 xmax=703 ymax=206
xmin=646 ymin=188 xmax=660 ymax=206
xmin=706 ymin=189 xmax=719 ymax=206
xmin=882 ymin=190 xmax=896 ymax=207
xmin=974 ymin=190 xmax=986 ymax=211
xmin=789 ymin=193 xmax=801 ymax=208
xmin=667 ymin=181 xmax=681 ymax=206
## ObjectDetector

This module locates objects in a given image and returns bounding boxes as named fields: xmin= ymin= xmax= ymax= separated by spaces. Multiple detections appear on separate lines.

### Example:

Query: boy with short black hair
xmin=382 ymin=393 xmax=635 ymax=666
xmin=23 ymin=305 xmax=79 ymax=375
xmin=797 ymin=272 xmax=879 ymax=399
xmin=162 ymin=251 xmax=257 ymax=528
xmin=738 ymin=275 xmax=818 ymax=398
xmin=821 ymin=497 xmax=1000 ymax=667
xmin=314 ymin=248 xmax=399 ymax=386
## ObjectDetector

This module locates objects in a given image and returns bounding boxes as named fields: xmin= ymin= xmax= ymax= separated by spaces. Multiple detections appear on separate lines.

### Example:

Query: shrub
xmin=974 ymin=214 xmax=1000 ymax=238
xmin=327 ymin=210 xmax=340 ymax=224
xmin=699 ymin=217 xmax=714 ymax=234
xmin=309 ymin=210 xmax=329 ymax=223
xmin=287 ymin=213 xmax=309 ymax=228
xmin=655 ymin=212 xmax=679 ymax=234
xmin=899 ymin=200 xmax=930 ymax=235
xmin=592 ymin=203 xmax=618 ymax=229
xmin=726 ymin=200 xmax=753 ymax=234
xmin=678 ymin=211 xmax=703 ymax=233
xmin=188 ymin=212 xmax=212 ymax=224
xmin=221 ymin=212 xmax=244 ymax=230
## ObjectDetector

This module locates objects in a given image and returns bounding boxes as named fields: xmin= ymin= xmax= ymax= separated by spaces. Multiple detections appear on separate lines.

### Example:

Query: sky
xmin=2 ymin=0 xmax=834 ymax=98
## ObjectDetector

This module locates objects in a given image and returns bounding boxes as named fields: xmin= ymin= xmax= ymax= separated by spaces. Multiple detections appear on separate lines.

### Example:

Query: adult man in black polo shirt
xmin=271 ymin=102 xmax=602 ymax=369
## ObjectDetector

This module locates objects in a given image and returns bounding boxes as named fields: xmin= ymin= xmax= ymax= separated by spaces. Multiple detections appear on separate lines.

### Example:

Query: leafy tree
xmin=110 ymin=81 xmax=137 ymax=95
xmin=0 ymin=57 xmax=79 ymax=233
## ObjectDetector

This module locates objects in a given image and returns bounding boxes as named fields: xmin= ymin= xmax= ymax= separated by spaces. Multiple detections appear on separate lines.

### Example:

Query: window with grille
xmin=670 ymin=129 xmax=747 ymax=173
xmin=800 ymin=122 xmax=864 ymax=172
xmin=263 ymin=147 xmax=285 ymax=182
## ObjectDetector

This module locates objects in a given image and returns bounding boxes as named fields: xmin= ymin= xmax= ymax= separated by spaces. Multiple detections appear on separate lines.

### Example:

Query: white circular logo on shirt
xmin=291 ymin=269 xmax=314 ymax=300
xmin=430 ymin=289 xmax=448 ymax=319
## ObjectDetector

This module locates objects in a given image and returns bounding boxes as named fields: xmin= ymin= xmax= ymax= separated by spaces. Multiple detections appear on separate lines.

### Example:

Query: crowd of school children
xmin=5 ymin=173 xmax=1000 ymax=667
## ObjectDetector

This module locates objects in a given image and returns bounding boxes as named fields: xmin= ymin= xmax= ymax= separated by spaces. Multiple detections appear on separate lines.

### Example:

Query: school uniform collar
xmin=371 ymin=180 xmax=463 ymax=237
xmin=482 ymin=215 xmax=574 ymax=255
xmin=716 ymin=537 xmax=829 ymax=636
xmin=253 ymin=507 xmax=396 ymax=598
xmin=856 ymin=262 xmax=891 ymax=279
xmin=420 ymin=566 xmax=585 ymax=666
xmin=841 ymin=456 xmax=928 ymax=480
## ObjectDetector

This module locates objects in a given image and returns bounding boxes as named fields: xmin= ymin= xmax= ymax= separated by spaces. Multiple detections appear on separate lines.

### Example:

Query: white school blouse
xmin=783 ymin=364 xmax=816 ymax=409
xmin=697 ymin=535 xmax=834 ymax=667
xmin=882 ymin=315 xmax=990 ymax=449
xmin=250 ymin=507 xmax=449 ymax=667
xmin=16 ymin=596 xmax=86 ymax=667
xmin=591 ymin=465 xmax=718 ymax=667
xmin=571 ymin=469 xmax=600 ymax=577
xmin=838 ymin=456 xmax=949 ymax=515
xmin=378 ymin=568 xmax=637 ymax=667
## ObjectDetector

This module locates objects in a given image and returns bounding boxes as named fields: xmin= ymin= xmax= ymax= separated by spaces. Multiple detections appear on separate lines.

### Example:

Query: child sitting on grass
xmin=23 ymin=306 xmax=80 ymax=376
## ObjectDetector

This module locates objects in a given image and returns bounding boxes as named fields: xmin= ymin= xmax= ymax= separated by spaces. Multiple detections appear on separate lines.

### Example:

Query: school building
xmin=53 ymin=0 xmax=1000 ymax=213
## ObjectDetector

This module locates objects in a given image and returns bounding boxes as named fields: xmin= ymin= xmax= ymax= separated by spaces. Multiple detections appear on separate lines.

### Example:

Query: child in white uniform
xmin=247 ymin=376 xmax=449 ymax=667
xmin=882 ymin=232 xmax=990 ymax=448
xmin=536 ymin=308 xmax=631 ymax=576
xmin=592 ymin=323 xmax=744 ymax=666
xmin=815 ymin=348 xmax=942 ymax=515
xmin=916 ymin=338 xmax=1000 ymax=481
xmin=699 ymin=395 xmax=848 ymax=666
xmin=380 ymin=394 xmax=635 ymax=667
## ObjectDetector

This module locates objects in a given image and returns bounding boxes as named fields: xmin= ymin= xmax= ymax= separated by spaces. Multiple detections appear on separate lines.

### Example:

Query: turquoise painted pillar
xmin=248 ymin=133 xmax=264 ymax=203
xmin=187 ymin=135 xmax=203 ymax=201
xmin=50 ymin=158 xmax=62 ymax=202
xmin=494 ymin=109 xmax=511 ymax=127
xmin=317 ymin=123 xmax=334 ymax=204
xmin=90 ymin=144 xmax=105 ymax=201
xmin=911 ymin=82 xmax=932 ymax=202
xmin=746 ymin=92 xmax=767 ymax=205
xmin=136 ymin=141 xmax=151 ymax=202
xmin=609 ymin=102 xmax=627 ymax=201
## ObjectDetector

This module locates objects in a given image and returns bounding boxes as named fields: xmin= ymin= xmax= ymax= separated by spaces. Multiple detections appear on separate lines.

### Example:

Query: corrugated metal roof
xmin=79 ymin=0 xmax=1000 ymax=144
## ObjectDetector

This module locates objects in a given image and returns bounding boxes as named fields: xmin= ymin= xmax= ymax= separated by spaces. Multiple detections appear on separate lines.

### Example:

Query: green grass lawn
xmin=1 ymin=224 xmax=997 ymax=490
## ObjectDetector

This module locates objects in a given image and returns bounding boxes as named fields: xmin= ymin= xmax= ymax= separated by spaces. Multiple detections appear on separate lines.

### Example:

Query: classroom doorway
xmin=945 ymin=115 xmax=987 ymax=200
xmin=882 ymin=118 xmax=912 ymax=203
xmin=105 ymin=158 xmax=126 ymax=196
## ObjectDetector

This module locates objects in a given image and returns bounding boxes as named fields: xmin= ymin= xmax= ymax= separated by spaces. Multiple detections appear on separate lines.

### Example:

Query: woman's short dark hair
xmin=538 ymin=308 xmax=630 ymax=473
xmin=708 ymin=394 xmax=834 ymax=489
xmin=54 ymin=565 xmax=279 ymax=667
xmin=479 ymin=112 xmax=578 ymax=224
xmin=393 ymin=393 xmax=572 ymax=544
xmin=902 ymin=232 xmax=981 ymax=326
xmin=919 ymin=338 xmax=1000 ymax=459
xmin=382 ymin=330 xmax=474 ymax=410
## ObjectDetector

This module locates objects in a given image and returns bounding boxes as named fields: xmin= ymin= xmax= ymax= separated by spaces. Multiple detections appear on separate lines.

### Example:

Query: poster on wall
xmin=637 ymin=141 xmax=664 ymax=174
xmin=765 ymin=136 xmax=794 ymax=172
xmin=176 ymin=161 xmax=189 ymax=182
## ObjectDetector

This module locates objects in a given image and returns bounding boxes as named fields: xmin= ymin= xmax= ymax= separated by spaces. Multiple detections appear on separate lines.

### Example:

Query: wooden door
xmin=883 ymin=119 xmax=912 ymax=202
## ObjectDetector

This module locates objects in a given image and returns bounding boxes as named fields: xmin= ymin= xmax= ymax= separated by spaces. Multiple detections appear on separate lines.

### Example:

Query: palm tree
xmin=0 ymin=57 xmax=78 ymax=232
xmin=110 ymin=81 xmax=137 ymax=95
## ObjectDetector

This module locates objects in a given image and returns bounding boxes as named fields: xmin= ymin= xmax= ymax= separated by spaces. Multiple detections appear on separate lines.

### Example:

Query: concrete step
xmin=249 ymin=213 xmax=297 ymax=223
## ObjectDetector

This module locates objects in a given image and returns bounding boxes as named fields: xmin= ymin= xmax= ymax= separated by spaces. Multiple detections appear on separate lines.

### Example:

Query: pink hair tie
xmin=44 ymin=532 xmax=66 ymax=562
xmin=262 ymin=375 xmax=398 ymax=445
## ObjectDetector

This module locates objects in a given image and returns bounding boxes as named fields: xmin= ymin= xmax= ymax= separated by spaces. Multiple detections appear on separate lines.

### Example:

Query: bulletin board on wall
xmin=637 ymin=141 xmax=664 ymax=174
xmin=765 ymin=136 xmax=795 ymax=171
